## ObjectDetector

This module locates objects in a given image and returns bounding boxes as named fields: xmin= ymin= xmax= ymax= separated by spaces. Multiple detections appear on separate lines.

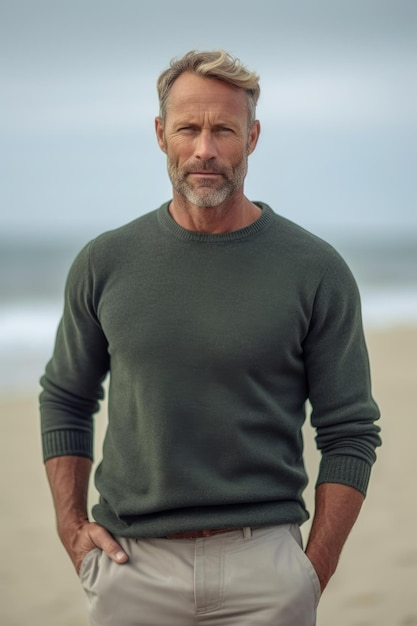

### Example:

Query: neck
xmin=169 ymin=193 xmax=262 ymax=234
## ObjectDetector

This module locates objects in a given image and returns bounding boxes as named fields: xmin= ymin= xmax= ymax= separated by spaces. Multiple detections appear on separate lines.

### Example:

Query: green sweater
xmin=40 ymin=202 xmax=381 ymax=537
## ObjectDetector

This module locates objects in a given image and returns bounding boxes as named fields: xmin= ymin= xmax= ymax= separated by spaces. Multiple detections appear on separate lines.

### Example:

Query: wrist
xmin=57 ymin=514 xmax=89 ymax=542
xmin=305 ymin=545 xmax=337 ymax=593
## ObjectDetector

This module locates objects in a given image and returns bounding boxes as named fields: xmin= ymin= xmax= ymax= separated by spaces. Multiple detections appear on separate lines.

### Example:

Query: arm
xmin=45 ymin=455 xmax=128 ymax=574
xmin=302 ymin=253 xmax=380 ymax=591
xmin=41 ymin=244 xmax=127 ymax=573
xmin=305 ymin=482 xmax=364 ymax=593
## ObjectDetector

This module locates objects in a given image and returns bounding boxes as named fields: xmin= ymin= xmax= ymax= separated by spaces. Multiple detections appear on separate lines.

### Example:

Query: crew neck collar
xmin=157 ymin=201 xmax=274 ymax=243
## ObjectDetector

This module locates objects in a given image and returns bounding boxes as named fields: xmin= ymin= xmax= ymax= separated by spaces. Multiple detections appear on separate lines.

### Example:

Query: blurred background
xmin=1 ymin=2 xmax=417 ymax=625
xmin=1 ymin=0 xmax=416 ymax=393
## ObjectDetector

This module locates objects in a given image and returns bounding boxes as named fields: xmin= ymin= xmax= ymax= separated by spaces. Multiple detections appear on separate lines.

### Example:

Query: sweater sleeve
xmin=39 ymin=241 xmax=110 ymax=462
xmin=303 ymin=249 xmax=381 ymax=496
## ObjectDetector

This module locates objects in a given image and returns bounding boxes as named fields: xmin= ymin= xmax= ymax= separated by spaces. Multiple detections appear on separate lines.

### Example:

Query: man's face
xmin=155 ymin=73 xmax=259 ymax=208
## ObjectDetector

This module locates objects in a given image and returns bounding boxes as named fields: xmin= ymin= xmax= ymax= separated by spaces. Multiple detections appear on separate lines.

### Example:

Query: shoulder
xmin=91 ymin=206 xmax=163 ymax=253
xmin=78 ymin=204 xmax=170 ymax=264
xmin=256 ymin=202 xmax=351 ymax=277
xmin=66 ymin=205 xmax=167 ymax=282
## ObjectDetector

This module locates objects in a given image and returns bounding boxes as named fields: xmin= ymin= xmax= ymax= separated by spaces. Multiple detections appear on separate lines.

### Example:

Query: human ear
xmin=155 ymin=117 xmax=167 ymax=154
xmin=247 ymin=120 xmax=261 ymax=155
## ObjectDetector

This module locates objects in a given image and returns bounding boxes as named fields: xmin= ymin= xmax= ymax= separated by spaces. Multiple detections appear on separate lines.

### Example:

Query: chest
xmin=96 ymin=245 xmax=315 ymax=374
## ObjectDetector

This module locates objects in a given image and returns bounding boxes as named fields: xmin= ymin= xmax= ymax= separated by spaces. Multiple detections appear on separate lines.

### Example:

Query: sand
xmin=1 ymin=326 xmax=416 ymax=625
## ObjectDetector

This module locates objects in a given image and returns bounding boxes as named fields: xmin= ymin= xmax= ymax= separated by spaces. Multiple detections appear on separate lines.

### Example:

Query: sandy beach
xmin=1 ymin=326 xmax=416 ymax=626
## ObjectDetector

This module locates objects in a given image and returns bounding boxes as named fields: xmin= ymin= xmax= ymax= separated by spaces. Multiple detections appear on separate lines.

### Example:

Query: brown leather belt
xmin=166 ymin=527 xmax=241 ymax=539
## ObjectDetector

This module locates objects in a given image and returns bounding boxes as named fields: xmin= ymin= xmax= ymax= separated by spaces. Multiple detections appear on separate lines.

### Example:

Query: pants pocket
xmin=286 ymin=525 xmax=321 ymax=607
xmin=78 ymin=547 xmax=102 ymax=594
xmin=222 ymin=525 xmax=319 ymax=625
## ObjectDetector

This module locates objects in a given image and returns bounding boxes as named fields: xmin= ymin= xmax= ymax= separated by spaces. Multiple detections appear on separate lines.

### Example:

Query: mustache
xmin=185 ymin=161 xmax=225 ymax=175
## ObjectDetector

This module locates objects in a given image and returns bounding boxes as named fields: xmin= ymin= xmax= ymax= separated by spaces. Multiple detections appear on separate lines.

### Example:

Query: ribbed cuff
xmin=42 ymin=429 xmax=94 ymax=462
xmin=316 ymin=454 xmax=372 ymax=496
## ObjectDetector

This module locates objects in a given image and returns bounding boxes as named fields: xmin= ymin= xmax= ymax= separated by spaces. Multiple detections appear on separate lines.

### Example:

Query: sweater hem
xmin=91 ymin=500 xmax=310 ymax=539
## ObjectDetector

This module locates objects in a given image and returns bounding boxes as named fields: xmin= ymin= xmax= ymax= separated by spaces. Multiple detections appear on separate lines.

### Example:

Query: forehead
xmin=165 ymin=72 xmax=248 ymax=120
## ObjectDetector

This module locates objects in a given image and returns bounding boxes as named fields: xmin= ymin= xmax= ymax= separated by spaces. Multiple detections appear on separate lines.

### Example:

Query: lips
xmin=189 ymin=172 xmax=221 ymax=176
xmin=187 ymin=167 xmax=224 ymax=175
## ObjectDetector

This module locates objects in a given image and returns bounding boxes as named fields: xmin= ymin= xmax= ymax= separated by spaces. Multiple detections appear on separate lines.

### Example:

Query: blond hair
xmin=157 ymin=49 xmax=260 ymax=125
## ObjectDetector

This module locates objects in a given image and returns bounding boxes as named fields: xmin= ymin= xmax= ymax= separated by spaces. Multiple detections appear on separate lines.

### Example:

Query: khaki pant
xmin=79 ymin=524 xmax=320 ymax=626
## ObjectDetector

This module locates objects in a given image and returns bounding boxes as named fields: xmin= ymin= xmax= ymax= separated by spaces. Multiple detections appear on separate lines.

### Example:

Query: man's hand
xmin=305 ymin=542 xmax=334 ymax=594
xmin=45 ymin=455 xmax=128 ymax=574
xmin=60 ymin=518 xmax=129 ymax=575
xmin=305 ymin=482 xmax=365 ymax=593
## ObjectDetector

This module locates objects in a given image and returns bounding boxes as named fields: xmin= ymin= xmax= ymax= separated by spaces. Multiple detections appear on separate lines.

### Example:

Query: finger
xmin=89 ymin=524 xmax=129 ymax=564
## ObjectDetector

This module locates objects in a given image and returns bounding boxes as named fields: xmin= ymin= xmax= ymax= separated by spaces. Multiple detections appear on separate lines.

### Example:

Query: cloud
xmin=2 ymin=72 xmax=157 ymax=134
xmin=2 ymin=0 xmax=416 ymax=134
xmin=4 ymin=58 xmax=415 ymax=136
xmin=259 ymin=62 xmax=417 ymax=128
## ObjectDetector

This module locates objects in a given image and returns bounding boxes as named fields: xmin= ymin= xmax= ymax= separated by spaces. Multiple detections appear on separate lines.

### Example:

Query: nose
xmin=194 ymin=129 xmax=218 ymax=160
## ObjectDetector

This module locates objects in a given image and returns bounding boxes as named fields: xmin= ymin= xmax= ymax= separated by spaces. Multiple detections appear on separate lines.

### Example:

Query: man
xmin=40 ymin=50 xmax=381 ymax=626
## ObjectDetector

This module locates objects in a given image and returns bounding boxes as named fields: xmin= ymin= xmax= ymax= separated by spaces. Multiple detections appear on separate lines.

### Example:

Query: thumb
xmin=111 ymin=548 xmax=129 ymax=565
xmin=91 ymin=525 xmax=129 ymax=565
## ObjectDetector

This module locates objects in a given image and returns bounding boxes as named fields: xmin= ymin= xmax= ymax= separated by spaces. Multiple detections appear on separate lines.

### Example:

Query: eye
xmin=177 ymin=126 xmax=198 ymax=134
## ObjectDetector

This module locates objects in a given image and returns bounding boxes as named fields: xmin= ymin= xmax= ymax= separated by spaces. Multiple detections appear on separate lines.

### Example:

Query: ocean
xmin=1 ymin=231 xmax=416 ymax=393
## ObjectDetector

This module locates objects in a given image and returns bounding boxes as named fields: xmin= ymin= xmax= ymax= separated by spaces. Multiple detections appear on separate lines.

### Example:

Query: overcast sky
xmin=1 ymin=0 xmax=416 ymax=239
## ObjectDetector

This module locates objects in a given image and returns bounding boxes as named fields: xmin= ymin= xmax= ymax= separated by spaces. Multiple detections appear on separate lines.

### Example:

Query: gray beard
xmin=167 ymin=159 xmax=248 ymax=208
